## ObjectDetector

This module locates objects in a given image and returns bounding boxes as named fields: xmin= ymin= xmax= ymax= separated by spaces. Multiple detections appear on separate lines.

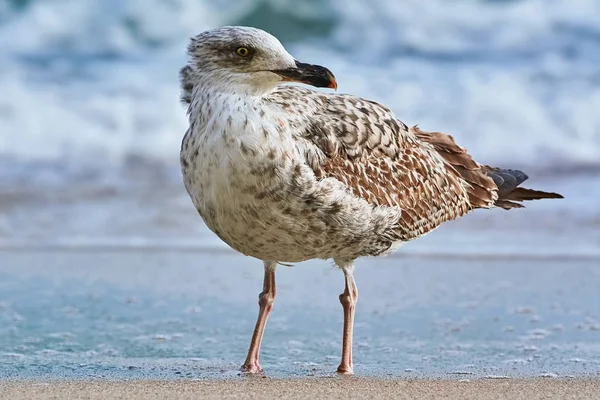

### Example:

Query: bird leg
xmin=337 ymin=262 xmax=358 ymax=374
xmin=241 ymin=261 xmax=277 ymax=373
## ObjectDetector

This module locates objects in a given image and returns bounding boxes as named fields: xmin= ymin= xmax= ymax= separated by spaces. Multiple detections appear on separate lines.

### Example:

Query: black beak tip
xmin=294 ymin=61 xmax=337 ymax=90
xmin=275 ymin=61 xmax=337 ymax=90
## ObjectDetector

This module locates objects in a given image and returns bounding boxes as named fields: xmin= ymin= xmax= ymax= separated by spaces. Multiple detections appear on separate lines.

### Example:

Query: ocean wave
xmin=0 ymin=0 xmax=599 ymax=171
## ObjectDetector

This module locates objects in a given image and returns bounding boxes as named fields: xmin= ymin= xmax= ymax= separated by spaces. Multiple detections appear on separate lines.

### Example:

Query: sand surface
xmin=2 ymin=378 xmax=600 ymax=400
xmin=2 ymin=249 xmax=600 ymax=380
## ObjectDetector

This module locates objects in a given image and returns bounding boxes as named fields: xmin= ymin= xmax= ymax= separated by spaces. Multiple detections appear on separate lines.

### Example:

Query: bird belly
xmin=185 ymin=155 xmax=331 ymax=261
xmin=200 ymin=194 xmax=329 ymax=262
xmin=181 ymin=126 xmax=403 ymax=262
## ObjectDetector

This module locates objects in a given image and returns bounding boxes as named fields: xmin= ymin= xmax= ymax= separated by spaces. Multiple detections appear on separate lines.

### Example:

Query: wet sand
xmin=2 ymin=378 xmax=600 ymax=400
xmin=1 ymin=249 xmax=600 ymax=380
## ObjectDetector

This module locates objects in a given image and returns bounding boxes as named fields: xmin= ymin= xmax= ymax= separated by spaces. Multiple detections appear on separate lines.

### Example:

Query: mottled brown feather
xmin=412 ymin=127 xmax=499 ymax=209
xmin=272 ymin=89 xmax=479 ymax=241
xmin=179 ymin=81 xmax=562 ymax=237
xmin=312 ymin=150 xmax=471 ymax=241
xmin=266 ymin=88 xmax=562 ymax=239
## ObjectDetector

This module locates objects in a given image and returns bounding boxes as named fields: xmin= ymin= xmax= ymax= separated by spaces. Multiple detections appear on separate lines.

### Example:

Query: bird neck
xmin=192 ymin=70 xmax=278 ymax=98
xmin=188 ymin=83 xmax=261 ymax=124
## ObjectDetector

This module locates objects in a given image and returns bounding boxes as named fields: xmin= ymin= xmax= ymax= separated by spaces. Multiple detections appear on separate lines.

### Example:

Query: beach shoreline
xmin=2 ymin=249 xmax=600 ymax=382
xmin=2 ymin=378 xmax=600 ymax=400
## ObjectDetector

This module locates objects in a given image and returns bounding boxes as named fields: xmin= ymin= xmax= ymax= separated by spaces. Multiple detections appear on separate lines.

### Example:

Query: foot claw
xmin=336 ymin=365 xmax=354 ymax=375
xmin=241 ymin=363 xmax=263 ymax=374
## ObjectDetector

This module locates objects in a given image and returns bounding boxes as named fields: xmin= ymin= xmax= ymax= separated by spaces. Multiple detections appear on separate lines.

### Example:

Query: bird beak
xmin=272 ymin=60 xmax=337 ymax=90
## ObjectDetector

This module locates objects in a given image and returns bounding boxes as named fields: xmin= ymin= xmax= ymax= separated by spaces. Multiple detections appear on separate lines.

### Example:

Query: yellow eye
xmin=236 ymin=47 xmax=250 ymax=57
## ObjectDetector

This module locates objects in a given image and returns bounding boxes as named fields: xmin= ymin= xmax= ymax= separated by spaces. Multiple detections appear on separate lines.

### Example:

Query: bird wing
xmin=267 ymin=87 xmax=499 ymax=241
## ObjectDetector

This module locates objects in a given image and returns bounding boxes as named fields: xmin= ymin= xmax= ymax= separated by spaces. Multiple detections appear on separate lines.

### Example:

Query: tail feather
xmin=412 ymin=127 xmax=564 ymax=211
xmin=495 ymin=199 xmax=525 ymax=209
xmin=503 ymin=187 xmax=564 ymax=202
xmin=482 ymin=167 xmax=528 ymax=197
xmin=482 ymin=167 xmax=563 ymax=210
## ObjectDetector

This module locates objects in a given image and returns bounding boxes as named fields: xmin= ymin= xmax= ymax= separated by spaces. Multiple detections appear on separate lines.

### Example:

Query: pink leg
xmin=337 ymin=263 xmax=358 ymax=374
xmin=241 ymin=261 xmax=276 ymax=373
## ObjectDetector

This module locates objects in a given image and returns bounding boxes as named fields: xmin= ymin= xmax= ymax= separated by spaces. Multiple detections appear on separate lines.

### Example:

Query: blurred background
xmin=1 ymin=0 xmax=600 ymax=380
xmin=0 ymin=0 xmax=599 ymax=255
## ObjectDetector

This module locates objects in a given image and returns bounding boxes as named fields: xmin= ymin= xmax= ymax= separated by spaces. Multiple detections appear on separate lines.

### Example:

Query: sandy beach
xmin=2 ymin=249 xmax=600 ymax=380
xmin=2 ymin=378 xmax=599 ymax=400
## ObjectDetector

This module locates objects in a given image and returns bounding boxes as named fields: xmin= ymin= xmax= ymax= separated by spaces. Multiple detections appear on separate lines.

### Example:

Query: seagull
xmin=179 ymin=26 xmax=563 ymax=375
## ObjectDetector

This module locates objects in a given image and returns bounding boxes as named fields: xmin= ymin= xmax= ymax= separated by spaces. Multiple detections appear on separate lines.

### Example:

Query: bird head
xmin=183 ymin=26 xmax=337 ymax=96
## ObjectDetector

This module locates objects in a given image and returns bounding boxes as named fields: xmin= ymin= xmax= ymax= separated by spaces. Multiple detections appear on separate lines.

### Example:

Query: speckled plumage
xmin=179 ymin=26 xmax=563 ymax=374
xmin=180 ymin=84 xmax=403 ymax=262
xmin=180 ymin=79 xmax=560 ymax=262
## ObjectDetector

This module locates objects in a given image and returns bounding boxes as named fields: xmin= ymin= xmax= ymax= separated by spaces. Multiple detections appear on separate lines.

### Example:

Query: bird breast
xmin=180 ymin=92 xmax=402 ymax=262
xmin=180 ymin=94 xmax=311 ymax=259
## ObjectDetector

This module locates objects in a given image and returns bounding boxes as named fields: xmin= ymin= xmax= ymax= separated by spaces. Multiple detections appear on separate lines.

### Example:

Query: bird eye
xmin=236 ymin=47 xmax=250 ymax=57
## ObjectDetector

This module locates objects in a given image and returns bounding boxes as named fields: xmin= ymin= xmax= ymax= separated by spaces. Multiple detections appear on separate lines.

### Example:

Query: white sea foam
xmin=0 ymin=0 xmax=599 ymax=170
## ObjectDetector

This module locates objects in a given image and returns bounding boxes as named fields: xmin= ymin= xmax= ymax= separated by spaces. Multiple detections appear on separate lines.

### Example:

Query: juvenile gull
xmin=179 ymin=26 xmax=563 ymax=374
